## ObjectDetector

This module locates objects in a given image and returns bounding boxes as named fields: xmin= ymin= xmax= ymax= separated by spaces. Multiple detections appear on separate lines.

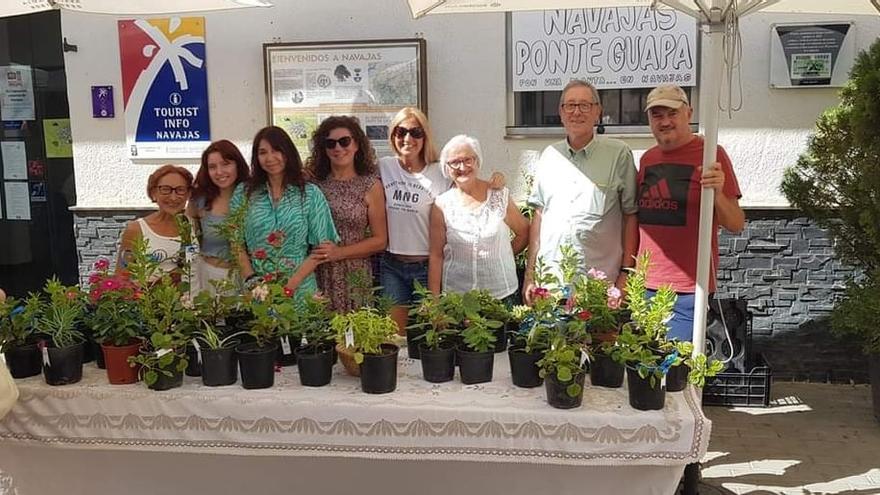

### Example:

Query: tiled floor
xmin=699 ymin=382 xmax=880 ymax=494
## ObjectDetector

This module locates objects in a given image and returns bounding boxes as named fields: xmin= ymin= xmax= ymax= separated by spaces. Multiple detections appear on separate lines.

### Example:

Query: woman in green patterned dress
xmin=230 ymin=126 xmax=339 ymax=299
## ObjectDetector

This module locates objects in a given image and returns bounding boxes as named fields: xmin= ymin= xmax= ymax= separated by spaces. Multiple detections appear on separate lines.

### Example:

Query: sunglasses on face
xmin=324 ymin=136 xmax=353 ymax=149
xmin=393 ymin=126 xmax=425 ymax=139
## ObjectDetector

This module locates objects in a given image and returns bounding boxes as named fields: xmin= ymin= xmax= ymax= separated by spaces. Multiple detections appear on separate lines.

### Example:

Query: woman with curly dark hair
xmin=307 ymin=116 xmax=387 ymax=312
xmin=230 ymin=126 xmax=339 ymax=300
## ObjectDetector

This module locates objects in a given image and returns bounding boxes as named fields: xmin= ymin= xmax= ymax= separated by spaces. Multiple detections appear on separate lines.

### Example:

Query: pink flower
xmin=577 ymin=310 xmax=592 ymax=321
xmin=88 ymin=273 xmax=101 ymax=285
xmin=65 ymin=290 xmax=78 ymax=301
xmin=607 ymin=297 xmax=621 ymax=310
xmin=607 ymin=286 xmax=622 ymax=300
xmin=94 ymin=258 xmax=110 ymax=271
xmin=587 ymin=268 xmax=607 ymax=281
xmin=253 ymin=249 xmax=267 ymax=260
xmin=266 ymin=231 xmax=285 ymax=248
xmin=102 ymin=279 xmax=120 ymax=291
xmin=532 ymin=287 xmax=550 ymax=300
xmin=283 ymin=287 xmax=294 ymax=298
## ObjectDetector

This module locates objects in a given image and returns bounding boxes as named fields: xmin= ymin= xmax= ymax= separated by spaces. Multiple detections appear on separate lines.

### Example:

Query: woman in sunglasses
xmin=428 ymin=135 xmax=529 ymax=303
xmin=230 ymin=126 xmax=339 ymax=299
xmin=117 ymin=164 xmax=194 ymax=279
xmin=186 ymin=139 xmax=250 ymax=294
xmin=307 ymin=116 xmax=387 ymax=313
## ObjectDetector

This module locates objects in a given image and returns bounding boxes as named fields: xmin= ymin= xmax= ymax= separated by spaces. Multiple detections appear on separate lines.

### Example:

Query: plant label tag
xmin=344 ymin=328 xmax=354 ymax=348
xmin=41 ymin=346 xmax=50 ymax=367
xmin=217 ymin=317 xmax=226 ymax=327
xmin=660 ymin=375 xmax=667 ymax=389
xmin=281 ymin=336 xmax=292 ymax=355
xmin=580 ymin=351 xmax=589 ymax=367
xmin=191 ymin=338 xmax=202 ymax=364
xmin=301 ymin=336 xmax=308 ymax=346
xmin=156 ymin=348 xmax=172 ymax=358
xmin=185 ymin=244 xmax=198 ymax=262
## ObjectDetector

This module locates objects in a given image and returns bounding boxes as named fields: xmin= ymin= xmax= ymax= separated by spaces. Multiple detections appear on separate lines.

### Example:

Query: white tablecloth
xmin=0 ymin=350 xmax=710 ymax=495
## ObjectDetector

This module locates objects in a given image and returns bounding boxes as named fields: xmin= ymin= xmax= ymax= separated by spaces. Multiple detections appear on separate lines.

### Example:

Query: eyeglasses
xmin=446 ymin=156 xmax=476 ymax=170
xmin=393 ymin=126 xmax=425 ymax=139
xmin=155 ymin=185 xmax=189 ymax=196
xmin=324 ymin=136 xmax=353 ymax=149
xmin=561 ymin=102 xmax=597 ymax=114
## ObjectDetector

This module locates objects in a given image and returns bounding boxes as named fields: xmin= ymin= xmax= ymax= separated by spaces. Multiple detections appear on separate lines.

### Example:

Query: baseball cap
xmin=645 ymin=84 xmax=689 ymax=111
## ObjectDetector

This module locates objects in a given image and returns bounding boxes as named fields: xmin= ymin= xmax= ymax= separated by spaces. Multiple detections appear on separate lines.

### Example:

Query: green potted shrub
xmin=191 ymin=280 xmax=248 ymax=387
xmin=474 ymin=290 xmax=511 ymax=353
xmin=332 ymin=307 xmax=399 ymax=394
xmin=409 ymin=286 xmax=459 ymax=383
xmin=571 ymin=264 xmax=626 ymax=388
xmin=127 ymin=280 xmax=191 ymax=391
xmin=781 ymin=39 xmax=880 ymax=421
xmin=538 ymin=335 xmax=587 ymax=409
xmin=236 ymin=281 xmax=297 ymax=389
xmin=292 ymin=292 xmax=336 ymax=387
xmin=335 ymin=268 xmax=393 ymax=375
xmin=453 ymin=291 xmax=500 ymax=385
xmin=36 ymin=279 xmax=88 ymax=386
xmin=86 ymin=258 xmax=144 ymax=384
xmin=507 ymin=303 xmax=552 ymax=388
xmin=0 ymin=293 xmax=42 ymax=378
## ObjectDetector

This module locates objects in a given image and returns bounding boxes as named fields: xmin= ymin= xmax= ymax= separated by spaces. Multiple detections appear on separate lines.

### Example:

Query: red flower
xmin=94 ymin=258 xmax=110 ymax=271
xmin=577 ymin=310 xmax=592 ymax=321
xmin=263 ymin=273 xmax=275 ymax=283
xmin=532 ymin=287 xmax=550 ymax=300
xmin=102 ymin=279 xmax=120 ymax=291
xmin=65 ymin=290 xmax=78 ymax=301
xmin=253 ymin=248 xmax=267 ymax=260
xmin=88 ymin=273 xmax=101 ymax=285
xmin=283 ymin=287 xmax=294 ymax=298
xmin=266 ymin=230 xmax=285 ymax=248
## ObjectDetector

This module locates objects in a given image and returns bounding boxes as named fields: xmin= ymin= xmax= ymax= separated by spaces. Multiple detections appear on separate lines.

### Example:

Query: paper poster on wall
xmin=1 ymin=141 xmax=27 ymax=180
xmin=118 ymin=17 xmax=210 ymax=159
xmin=511 ymin=8 xmax=698 ymax=92
xmin=770 ymin=23 xmax=855 ymax=88
xmin=265 ymin=39 xmax=426 ymax=152
xmin=4 ymin=181 xmax=30 ymax=220
xmin=43 ymin=118 xmax=73 ymax=158
xmin=0 ymin=65 xmax=35 ymax=121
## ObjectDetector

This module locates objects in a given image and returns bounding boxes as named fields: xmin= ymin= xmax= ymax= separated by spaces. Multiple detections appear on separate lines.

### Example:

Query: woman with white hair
xmin=428 ymin=135 xmax=529 ymax=303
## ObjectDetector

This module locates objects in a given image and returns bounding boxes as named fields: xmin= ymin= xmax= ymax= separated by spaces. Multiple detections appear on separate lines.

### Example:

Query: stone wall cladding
xmin=715 ymin=210 xmax=866 ymax=383
xmin=73 ymin=209 xmax=148 ymax=286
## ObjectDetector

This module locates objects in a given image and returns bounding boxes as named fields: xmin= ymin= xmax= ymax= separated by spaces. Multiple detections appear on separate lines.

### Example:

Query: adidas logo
xmin=639 ymin=178 xmax=679 ymax=210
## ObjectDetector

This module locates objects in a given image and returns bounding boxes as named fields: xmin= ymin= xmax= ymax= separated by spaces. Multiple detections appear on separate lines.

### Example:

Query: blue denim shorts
xmin=380 ymin=253 xmax=429 ymax=306
xmin=645 ymin=290 xmax=714 ymax=342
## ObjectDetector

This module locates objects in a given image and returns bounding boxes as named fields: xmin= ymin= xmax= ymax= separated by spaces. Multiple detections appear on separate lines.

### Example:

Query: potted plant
xmin=292 ymin=292 xmax=336 ymax=387
xmin=336 ymin=268 xmax=393 ymax=374
xmin=507 ymin=304 xmax=552 ymax=388
xmin=0 ymin=294 xmax=42 ymax=378
xmin=409 ymin=288 xmax=459 ymax=383
xmin=538 ymin=335 xmax=587 ymax=409
xmin=36 ymin=279 xmax=88 ymax=386
xmin=86 ymin=258 xmax=144 ymax=384
xmin=456 ymin=309 xmax=498 ymax=385
xmin=781 ymin=40 xmax=880 ymax=421
xmin=474 ymin=290 xmax=511 ymax=353
xmin=236 ymin=281 xmax=296 ymax=389
xmin=191 ymin=280 xmax=248 ymax=387
xmin=332 ymin=307 xmax=399 ymax=394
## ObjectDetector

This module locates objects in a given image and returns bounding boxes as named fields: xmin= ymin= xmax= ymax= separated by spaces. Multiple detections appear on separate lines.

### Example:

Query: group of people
xmin=117 ymin=81 xmax=744 ymax=341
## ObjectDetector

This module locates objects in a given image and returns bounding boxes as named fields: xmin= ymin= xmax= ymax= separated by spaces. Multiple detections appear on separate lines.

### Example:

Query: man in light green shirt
xmin=524 ymin=80 xmax=638 ymax=304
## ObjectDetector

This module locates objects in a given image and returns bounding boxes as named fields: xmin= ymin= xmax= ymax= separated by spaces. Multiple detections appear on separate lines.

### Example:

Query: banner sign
xmin=118 ymin=17 xmax=210 ymax=159
xmin=264 ymin=39 xmax=426 ymax=155
xmin=511 ymin=8 xmax=697 ymax=92
xmin=770 ymin=23 xmax=855 ymax=88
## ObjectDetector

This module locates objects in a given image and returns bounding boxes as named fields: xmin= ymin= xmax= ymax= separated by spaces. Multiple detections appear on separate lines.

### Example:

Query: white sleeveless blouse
xmin=136 ymin=218 xmax=181 ymax=274
xmin=435 ymin=186 xmax=517 ymax=299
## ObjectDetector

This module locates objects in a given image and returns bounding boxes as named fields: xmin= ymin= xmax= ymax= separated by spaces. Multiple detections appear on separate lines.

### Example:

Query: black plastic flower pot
xmin=493 ymin=324 xmax=508 ymax=353
xmin=295 ymin=344 xmax=334 ymax=387
xmin=200 ymin=347 xmax=238 ymax=387
xmin=589 ymin=353 xmax=624 ymax=388
xmin=359 ymin=343 xmax=399 ymax=394
xmin=92 ymin=340 xmax=106 ymax=369
xmin=236 ymin=342 xmax=278 ymax=390
xmin=185 ymin=345 xmax=202 ymax=377
xmin=544 ymin=370 xmax=586 ymax=409
xmin=4 ymin=343 xmax=42 ymax=378
xmin=149 ymin=363 xmax=184 ymax=391
xmin=419 ymin=343 xmax=455 ymax=383
xmin=457 ymin=347 xmax=494 ymax=385
xmin=42 ymin=343 xmax=84 ymax=386
xmin=275 ymin=336 xmax=297 ymax=367
xmin=406 ymin=326 xmax=427 ymax=360
xmin=665 ymin=364 xmax=690 ymax=392
xmin=626 ymin=366 xmax=666 ymax=411
xmin=508 ymin=346 xmax=544 ymax=388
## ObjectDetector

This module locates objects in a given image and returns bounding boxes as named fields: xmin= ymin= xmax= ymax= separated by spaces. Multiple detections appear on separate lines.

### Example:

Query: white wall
xmin=60 ymin=2 xmax=880 ymax=209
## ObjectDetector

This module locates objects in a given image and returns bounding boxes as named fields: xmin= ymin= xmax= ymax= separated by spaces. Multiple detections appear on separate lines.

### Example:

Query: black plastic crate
xmin=702 ymin=353 xmax=772 ymax=407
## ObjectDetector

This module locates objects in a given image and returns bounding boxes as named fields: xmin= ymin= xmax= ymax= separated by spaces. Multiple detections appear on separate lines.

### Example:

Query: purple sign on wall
xmin=91 ymin=85 xmax=114 ymax=118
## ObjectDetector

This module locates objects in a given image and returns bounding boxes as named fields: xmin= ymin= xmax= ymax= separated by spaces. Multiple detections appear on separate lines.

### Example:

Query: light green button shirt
xmin=528 ymin=136 xmax=637 ymax=280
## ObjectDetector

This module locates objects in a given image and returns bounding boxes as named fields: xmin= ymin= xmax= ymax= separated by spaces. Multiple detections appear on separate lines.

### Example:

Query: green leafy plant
xmin=537 ymin=335 xmax=585 ymax=398
xmin=37 ymin=279 xmax=86 ymax=349
xmin=408 ymin=283 xmax=459 ymax=351
xmin=288 ymin=292 xmax=335 ymax=353
xmin=86 ymin=257 xmax=144 ymax=346
xmin=830 ymin=274 xmax=880 ymax=354
xmin=332 ymin=308 xmax=397 ymax=364
xmin=243 ymin=282 xmax=298 ymax=347
xmin=347 ymin=268 xmax=393 ymax=314
xmin=0 ymin=293 xmax=41 ymax=349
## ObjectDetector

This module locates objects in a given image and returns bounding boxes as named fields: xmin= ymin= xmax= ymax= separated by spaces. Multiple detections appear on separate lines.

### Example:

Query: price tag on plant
xmin=344 ymin=328 xmax=354 ymax=348
xmin=660 ymin=374 xmax=667 ymax=389
xmin=191 ymin=338 xmax=202 ymax=364
xmin=184 ymin=244 xmax=198 ymax=263
xmin=41 ymin=346 xmax=50 ymax=367
xmin=280 ymin=336 xmax=292 ymax=355
xmin=300 ymin=336 xmax=308 ymax=347
xmin=580 ymin=350 xmax=589 ymax=367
